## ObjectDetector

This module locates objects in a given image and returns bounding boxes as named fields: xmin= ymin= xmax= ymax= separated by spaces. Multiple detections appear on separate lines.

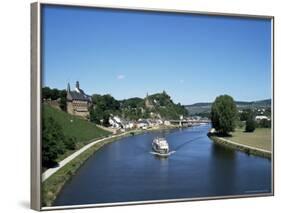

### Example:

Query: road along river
xmin=54 ymin=124 xmax=272 ymax=206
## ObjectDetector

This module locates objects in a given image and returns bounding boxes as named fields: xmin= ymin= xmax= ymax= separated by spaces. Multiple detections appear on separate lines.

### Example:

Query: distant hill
xmin=185 ymin=99 xmax=271 ymax=115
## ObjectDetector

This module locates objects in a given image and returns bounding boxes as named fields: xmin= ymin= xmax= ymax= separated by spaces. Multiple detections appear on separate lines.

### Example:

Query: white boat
xmin=152 ymin=137 xmax=169 ymax=155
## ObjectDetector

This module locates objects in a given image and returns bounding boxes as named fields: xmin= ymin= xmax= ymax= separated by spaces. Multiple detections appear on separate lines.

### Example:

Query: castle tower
xmin=67 ymin=83 xmax=70 ymax=92
xmin=145 ymin=92 xmax=153 ymax=109
xmin=76 ymin=81 xmax=80 ymax=90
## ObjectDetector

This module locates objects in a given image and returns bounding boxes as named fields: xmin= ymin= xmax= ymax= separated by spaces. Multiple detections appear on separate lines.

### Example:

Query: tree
xmin=90 ymin=94 xmax=121 ymax=125
xmin=50 ymin=88 xmax=60 ymax=100
xmin=59 ymin=90 xmax=67 ymax=111
xmin=244 ymin=110 xmax=256 ymax=132
xmin=42 ymin=87 xmax=64 ymax=102
xmin=210 ymin=95 xmax=238 ymax=135
xmin=258 ymin=118 xmax=271 ymax=128
xmin=245 ymin=117 xmax=256 ymax=132
xmin=42 ymin=87 xmax=52 ymax=100
xmin=64 ymin=136 xmax=77 ymax=150
xmin=240 ymin=109 xmax=253 ymax=121
xmin=90 ymin=107 xmax=103 ymax=124
xmin=42 ymin=117 xmax=65 ymax=168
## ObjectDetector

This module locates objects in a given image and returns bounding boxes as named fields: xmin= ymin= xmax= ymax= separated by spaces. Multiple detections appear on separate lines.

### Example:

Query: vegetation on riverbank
xmin=208 ymin=94 xmax=272 ymax=158
xmin=210 ymin=95 xmax=238 ymax=135
xmin=210 ymin=128 xmax=271 ymax=158
xmin=42 ymin=132 xmax=133 ymax=207
xmin=43 ymin=104 xmax=111 ymax=168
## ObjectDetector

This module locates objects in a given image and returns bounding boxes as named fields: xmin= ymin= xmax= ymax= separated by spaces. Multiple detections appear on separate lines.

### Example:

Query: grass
xmin=230 ymin=128 xmax=272 ymax=151
xmin=43 ymin=104 xmax=111 ymax=161
xmin=210 ymin=128 xmax=272 ymax=158
xmin=43 ymin=104 xmax=111 ymax=142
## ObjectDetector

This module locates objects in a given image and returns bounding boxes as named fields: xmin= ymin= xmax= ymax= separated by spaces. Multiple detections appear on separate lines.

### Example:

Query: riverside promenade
xmin=211 ymin=136 xmax=272 ymax=158
xmin=42 ymin=132 xmax=127 ymax=182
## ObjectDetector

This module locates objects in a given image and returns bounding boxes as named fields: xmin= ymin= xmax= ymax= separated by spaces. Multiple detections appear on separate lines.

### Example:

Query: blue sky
xmin=42 ymin=5 xmax=272 ymax=104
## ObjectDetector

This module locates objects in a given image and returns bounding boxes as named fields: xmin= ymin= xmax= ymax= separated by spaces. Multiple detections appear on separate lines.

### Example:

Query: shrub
xmin=245 ymin=117 xmax=256 ymax=132
xmin=64 ymin=136 xmax=77 ymax=150
xmin=258 ymin=118 xmax=271 ymax=128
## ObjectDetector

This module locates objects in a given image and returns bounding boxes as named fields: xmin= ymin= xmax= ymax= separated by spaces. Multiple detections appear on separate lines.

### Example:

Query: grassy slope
xmin=230 ymin=128 xmax=272 ymax=151
xmin=43 ymin=104 xmax=111 ymax=160
xmin=42 ymin=104 xmax=113 ymax=206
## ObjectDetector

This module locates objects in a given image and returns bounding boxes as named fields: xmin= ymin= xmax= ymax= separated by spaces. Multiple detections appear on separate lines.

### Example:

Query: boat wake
xmin=150 ymin=150 xmax=176 ymax=157
xmin=174 ymin=136 xmax=205 ymax=151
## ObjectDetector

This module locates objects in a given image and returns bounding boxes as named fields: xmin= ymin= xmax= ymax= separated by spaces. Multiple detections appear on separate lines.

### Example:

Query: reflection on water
xmin=53 ymin=125 xmax=272 ymax=206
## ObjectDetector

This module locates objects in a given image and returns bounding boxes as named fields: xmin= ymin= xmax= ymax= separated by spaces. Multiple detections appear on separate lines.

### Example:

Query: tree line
xmin=42 ymin=87 xmax=67 ymax=111
xmin=210 ymin=95 xmax=271 ymax=136
xmin=42 ymin=87 xmax=188 ymax=126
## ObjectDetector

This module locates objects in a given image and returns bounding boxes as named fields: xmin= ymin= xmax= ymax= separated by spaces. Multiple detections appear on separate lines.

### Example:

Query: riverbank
xmin=42 ymin=125 xmax=182 ymax=206
xmin=42 ymin=131 xmax=134 ymax=206
xmin=209 ymin=128 xmax=272 ymax=159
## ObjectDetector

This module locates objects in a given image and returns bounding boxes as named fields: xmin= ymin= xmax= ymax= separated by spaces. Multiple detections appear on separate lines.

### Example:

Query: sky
xmin=42 ymin=5 xmax=272 ymax=105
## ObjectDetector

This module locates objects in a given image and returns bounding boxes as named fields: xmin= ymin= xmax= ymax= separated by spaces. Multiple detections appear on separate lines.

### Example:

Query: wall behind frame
xmin=0 ymin=0 xmax=279 ymax=213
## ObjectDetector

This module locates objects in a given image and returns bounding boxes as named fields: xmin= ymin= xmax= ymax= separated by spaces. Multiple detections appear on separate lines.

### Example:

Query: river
xmin=54 ymin=124 xmax=272 ymax=206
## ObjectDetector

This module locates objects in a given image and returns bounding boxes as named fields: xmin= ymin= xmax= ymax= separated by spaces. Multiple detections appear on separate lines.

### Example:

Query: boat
xmin=152 ymin=137 xmax=169 ymax=155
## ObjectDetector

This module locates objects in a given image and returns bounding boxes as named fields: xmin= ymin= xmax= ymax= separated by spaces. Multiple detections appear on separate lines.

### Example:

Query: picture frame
xmin=31 ymin=1 xmax=274 ymax=211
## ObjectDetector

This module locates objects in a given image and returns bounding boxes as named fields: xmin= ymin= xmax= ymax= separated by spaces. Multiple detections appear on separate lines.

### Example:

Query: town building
xmin=137 ymin=119 xmax=149 ymax=129
xmin=66 ymin=81 xmax=92 ymax=119
xmin=109 ymin=115 xmax=135 ymax=130
xmin=255 ymin=115 xmax=270 ymax=121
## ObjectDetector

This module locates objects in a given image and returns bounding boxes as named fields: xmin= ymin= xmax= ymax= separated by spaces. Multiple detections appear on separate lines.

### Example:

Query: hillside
xmin=185 ymin=99 xmax=271 ymax=115
xmin=90 ymin=91 xmax=188 ymax=122
xmin=43 ymin=104 xmax=111 ymax=143
xmin=145 ymin=92 xmax=188 ymax=119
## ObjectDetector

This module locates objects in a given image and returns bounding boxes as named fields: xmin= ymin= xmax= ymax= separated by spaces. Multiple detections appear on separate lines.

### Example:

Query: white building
xmin=109 ymin=116 xmax=122 ymax=128
xmin=164 ymin=120 xmax=171 ymax=126
xmin=255 ymin=115 xmax=270 ymax=121
xmin=137 ymin=120 xmax=149 ymax=129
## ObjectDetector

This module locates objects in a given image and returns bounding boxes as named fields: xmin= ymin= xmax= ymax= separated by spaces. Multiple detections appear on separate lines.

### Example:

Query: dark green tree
xmin=64 ymin=136 xmax=77 ymax=150
xmin=42 ymin=87 xmax=52 ymax=100
xmin=90 ymin=107 xmax=103 ymax=124
xmin=59 ymin=90 xmax=67 ymax=111
xmin=245 ymin=117 xmax=256 ymax=132
xmin=42 ymin=87 xmax=63 ymax=101
xmin=244 ymin=110 xmax=256 ymax=132
xmin=50 ymin=88 xmax=60 ymax=100
xmin=42 ymin=117 xmax=65 ymax=168
xmin=210 ymin=95 xmax=238 ymax=135
xmin=240 ymin=109 xmax=253 ymax=121
xmin=258 ymin=118 xmax=271 ymax=128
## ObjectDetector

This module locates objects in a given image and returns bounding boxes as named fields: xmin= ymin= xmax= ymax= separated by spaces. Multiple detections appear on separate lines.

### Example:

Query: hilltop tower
xmin=145 ymin=92 xmax=153 ymax=109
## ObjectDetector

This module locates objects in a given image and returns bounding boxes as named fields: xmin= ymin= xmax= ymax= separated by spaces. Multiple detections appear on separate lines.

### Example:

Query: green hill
xmin=43 ymin=104 xmax=111 ymax=144
xmin=90 ymin=91 xmax=188 ymax=122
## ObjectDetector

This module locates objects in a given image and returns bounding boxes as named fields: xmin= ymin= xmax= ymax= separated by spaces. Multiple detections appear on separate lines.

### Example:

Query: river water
xmin=54 ymin=124 xmax=272 ymax=206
